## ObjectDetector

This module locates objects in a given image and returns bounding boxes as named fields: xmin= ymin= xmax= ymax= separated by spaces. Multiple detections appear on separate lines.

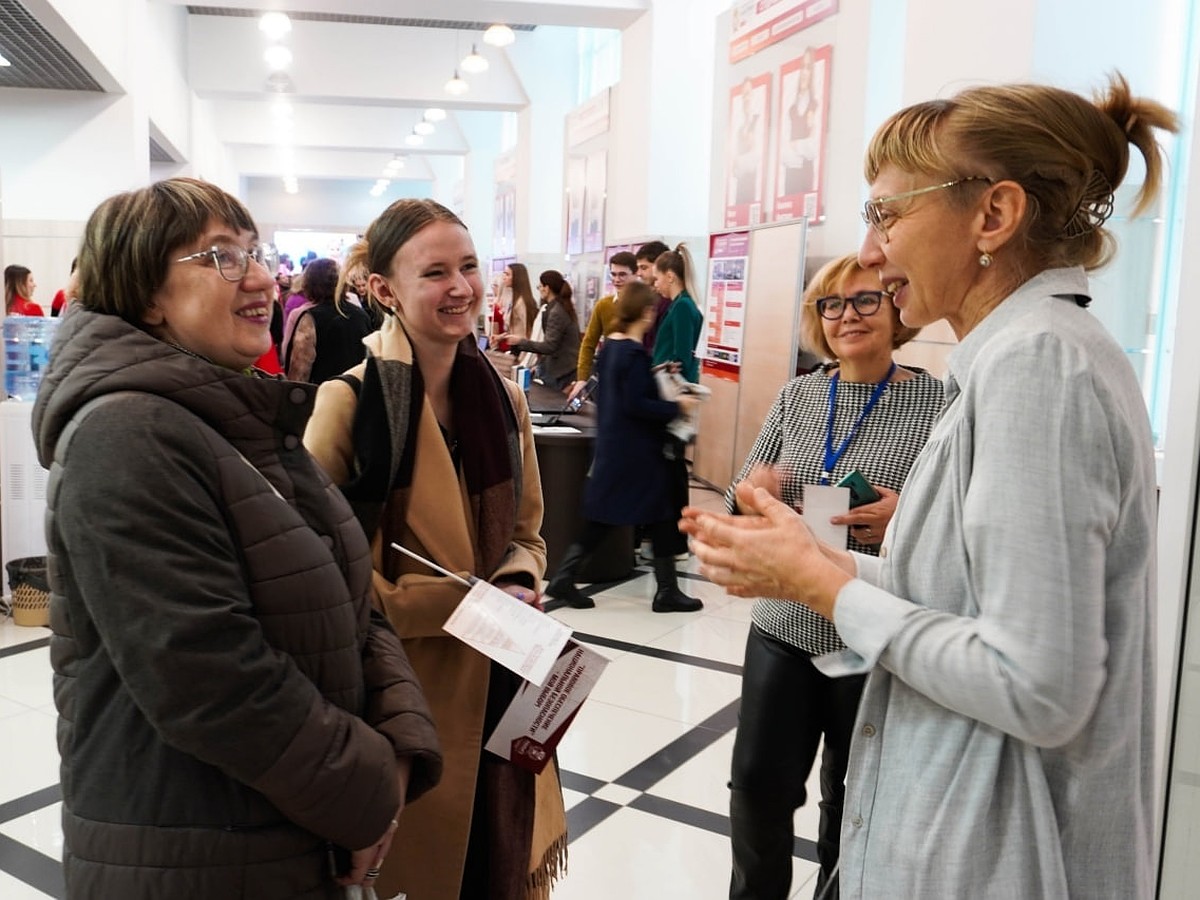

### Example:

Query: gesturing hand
xmin=680 ymin=483 xmax=853 ymax=619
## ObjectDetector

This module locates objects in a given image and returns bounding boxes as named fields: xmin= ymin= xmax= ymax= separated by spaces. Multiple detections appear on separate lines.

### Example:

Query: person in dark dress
xmin=544 ymin=282 xmax=702 ymax=613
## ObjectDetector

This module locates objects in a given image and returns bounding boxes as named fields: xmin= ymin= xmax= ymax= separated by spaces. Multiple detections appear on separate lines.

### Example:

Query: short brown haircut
xmin=77 ymin=177 xmax=257 ymax=322
xmin=613 ymin=281 xmax=658 ymax=329
xmin=608 ymin=251 xmax=637 ymax=271
xmin=799 ymin=254 xmax=919 ymax=360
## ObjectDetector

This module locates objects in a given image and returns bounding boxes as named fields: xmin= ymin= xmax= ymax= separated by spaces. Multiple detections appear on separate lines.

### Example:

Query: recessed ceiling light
xmin=259 ymin=13 xmax=292 ymax=42
xmin=483 ymin=24 xmax=515 ymax=48
xmin=424 ymin=108 xmax=447 ymax=123
xmin=405 ymin=133 xmax=425 ymax=147
xmin=263 ymin=45 xmax=293 ymax=71
xmin=413 ymin=121 xmax=435 ymax=136
xmin=444 ymin=70 xmax=469 ymax=96
xmin=461 ymin=45 xmax=489 ymax=75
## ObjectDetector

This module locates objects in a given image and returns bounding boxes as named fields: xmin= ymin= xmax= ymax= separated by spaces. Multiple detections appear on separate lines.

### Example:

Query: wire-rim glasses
xmin=862 ymin=176 xmax=993 ymax=242
xmin=175 ymin=242 xmax=280 ymax=283
xmin=815 ymin=291 xmax=888 ymax=320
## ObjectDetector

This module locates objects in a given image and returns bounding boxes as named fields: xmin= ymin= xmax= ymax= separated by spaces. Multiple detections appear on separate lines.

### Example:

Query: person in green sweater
xmin=651 ymin=243 xmax=704 ymax=383
xmin=650 ymin=242 xmax=705 ymax=560
xmin=573 ymin=251 xmax=637 ymax=385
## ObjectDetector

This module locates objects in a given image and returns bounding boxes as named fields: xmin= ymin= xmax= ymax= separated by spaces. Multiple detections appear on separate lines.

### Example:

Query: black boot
xmin=652 ymin=557 xmax=702 ymax=613
xmin=545 ymin=544 xmax=595 ymax=609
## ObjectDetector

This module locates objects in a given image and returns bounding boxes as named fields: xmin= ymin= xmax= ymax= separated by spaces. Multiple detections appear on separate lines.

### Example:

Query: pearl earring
xmin=978 ymin=251 xmax=993 ymax=268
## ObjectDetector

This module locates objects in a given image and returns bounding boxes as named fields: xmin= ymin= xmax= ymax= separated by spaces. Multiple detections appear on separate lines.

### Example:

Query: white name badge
xmin=802 ymin=483 xmax=850 ymax=549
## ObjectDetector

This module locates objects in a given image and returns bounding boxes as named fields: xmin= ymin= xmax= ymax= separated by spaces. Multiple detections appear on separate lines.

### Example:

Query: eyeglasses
xmin=815 ymin=291 xmax=888 ymax=320
xmin=175 ymin=242 xmax=279 ymax=283
xmin=861 ymin=176 xmax=992 ymax=242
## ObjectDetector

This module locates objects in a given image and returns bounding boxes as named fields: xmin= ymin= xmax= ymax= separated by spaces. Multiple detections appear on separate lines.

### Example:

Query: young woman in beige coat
xmin=304 ymin=198 xmax=567 ymax=900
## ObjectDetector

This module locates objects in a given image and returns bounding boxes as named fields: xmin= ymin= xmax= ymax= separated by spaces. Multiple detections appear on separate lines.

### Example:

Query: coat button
xmin=851 ymin=815 xmax=863 ymax=828
xmin=880 ymin=547 xmax=888 ymax=559
xmin=289 ymin=387 xmax=307 ymax=404
xmin=283 ymin=434 xmax=300 ymax=450
xmin=862 ymin=724 xmax=876 ymax=737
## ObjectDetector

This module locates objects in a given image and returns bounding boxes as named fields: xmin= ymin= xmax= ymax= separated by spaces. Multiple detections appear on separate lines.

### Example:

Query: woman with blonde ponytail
xmin=683 ymin=73 xmax=1177 ymax=899
xmin=651 ymin=243 xmax=704 ymax=383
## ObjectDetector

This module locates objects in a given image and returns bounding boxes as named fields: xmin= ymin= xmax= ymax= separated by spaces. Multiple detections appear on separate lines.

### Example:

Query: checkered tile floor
xmin=0 ymin=486 xmax=824 ymax=899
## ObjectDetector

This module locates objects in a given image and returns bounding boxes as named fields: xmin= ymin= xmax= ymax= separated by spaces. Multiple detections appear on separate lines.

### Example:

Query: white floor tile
xmin=647 ymin=614 xmax=751 ymax=667
xmin=0 ymin=695 xmax=35 ymax=721
xmin=550 ymin=594 xmax=693 ymax=648
xmin=562 ymin=788 xmax=590 ymax=811
xmin=0 ymin=648 xmax=53 ymax=709
xmin=0 ymin=869 xmax=55 ymax=900
xmin=647 ymin=732 xmax=736 ymax=818
xmin=0 ymin=621 xmax=50 ymax=650
xmin=585 ymin=652 xmax=741 ymax=726
xmin=557 ymin=700 xmax=693 ymax=783
xmin=591 ymin=783 xmax=640 ymax=806
xmin=553 ymin=805 xmax=731 ymax=900
xmin=0 ymin=802 xmax=63 ymax=861
xmin=0 ymin=709 xmax=59 ymax=805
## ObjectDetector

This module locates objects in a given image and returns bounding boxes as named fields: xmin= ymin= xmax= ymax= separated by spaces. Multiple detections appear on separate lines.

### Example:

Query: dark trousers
xmin=666 ymin=446 xmax=690 ymax=555
xmin=729 ymin=625 xmax=866 ymax=900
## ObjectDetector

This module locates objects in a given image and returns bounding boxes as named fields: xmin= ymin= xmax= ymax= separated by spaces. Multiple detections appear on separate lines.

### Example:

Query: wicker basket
xmin=6 ymin=557 xmax=49 ymax=628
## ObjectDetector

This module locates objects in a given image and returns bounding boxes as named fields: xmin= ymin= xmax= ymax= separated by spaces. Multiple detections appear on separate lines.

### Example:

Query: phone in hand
xmin=836 ymin=470 xmax=880 ymax=509
xmin=564 ymin=374 xmax=598 ymax=414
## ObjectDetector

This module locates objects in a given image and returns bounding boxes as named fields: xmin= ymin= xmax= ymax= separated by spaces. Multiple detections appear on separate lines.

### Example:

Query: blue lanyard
xmin=821 ymin=362 xmax=896 ymax=484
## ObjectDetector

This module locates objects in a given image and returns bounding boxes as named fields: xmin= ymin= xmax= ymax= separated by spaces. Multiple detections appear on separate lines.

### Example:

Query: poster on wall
xmin=493 ymin=152 xmax=517 ymax=259
xmin=775 ymin=45 xmax=832 ymax=223
xmin=702 ymin=231 xmax=751 ymax=382
xmin=583 ymin=152 xmax=607 ymax=253
xmin=725 ymin=73 xmax=772 ymax=228
xmin=730 ymin=0 xmax=839 ymax=63
xmin=565 ymin=157 xmax=586 ymax=255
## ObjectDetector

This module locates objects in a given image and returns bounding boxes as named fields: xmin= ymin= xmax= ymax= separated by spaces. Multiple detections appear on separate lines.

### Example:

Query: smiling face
xmin=372 ymin=220 xmax=483 ymax=348
xmin=142 ymin=220 xmax=274 ymax=370
xmin=859 ymin=163 xmax=985 ymax=333
xmin=820 ymin=271 xmax=901 ymax=366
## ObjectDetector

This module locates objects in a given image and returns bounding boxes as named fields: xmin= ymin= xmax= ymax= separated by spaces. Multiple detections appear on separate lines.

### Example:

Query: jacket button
xmin=862 ymin=724 xmax=876 ymax=737
xmin=289 ymin=387 xmax=307 ymax=404
xmin=283 ymin=434 xmax=300 ymax=450
xmin=851 ymin=815 xmax=863 ymax=828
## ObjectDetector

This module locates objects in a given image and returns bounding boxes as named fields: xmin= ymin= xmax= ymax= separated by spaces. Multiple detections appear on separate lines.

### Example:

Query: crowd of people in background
xmin=6 ymin=67 xmax=1176 ymax=900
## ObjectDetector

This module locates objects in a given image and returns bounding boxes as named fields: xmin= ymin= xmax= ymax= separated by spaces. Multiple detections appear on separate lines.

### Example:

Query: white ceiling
xmin=171 ymin=1 xmax=645 ymax=194
xmin=6 ymin=0 xmax=648 ymax=195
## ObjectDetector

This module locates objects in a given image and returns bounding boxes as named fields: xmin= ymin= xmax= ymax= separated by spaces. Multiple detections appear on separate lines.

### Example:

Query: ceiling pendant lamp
xmin=444 ymin=69 xmax=469 ymax=96
xmin=460 ymin=44 xmax=489 ymax=74
xmin=483 ymin=24 xmax=515 ymax=47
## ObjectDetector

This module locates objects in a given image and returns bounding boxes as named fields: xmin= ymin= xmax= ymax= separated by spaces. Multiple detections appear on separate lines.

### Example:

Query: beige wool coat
xmin=304 ymin=320 xmax=566 ymax=900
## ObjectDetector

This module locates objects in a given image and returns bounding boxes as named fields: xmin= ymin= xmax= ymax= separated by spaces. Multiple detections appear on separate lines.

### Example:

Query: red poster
xmin=774 ymin=45 xmax=832 ymax=223
xmin=724 ymin=73 xmax=773 ymax=229
xmin=730 ymin=0 xmax=839 ymax=63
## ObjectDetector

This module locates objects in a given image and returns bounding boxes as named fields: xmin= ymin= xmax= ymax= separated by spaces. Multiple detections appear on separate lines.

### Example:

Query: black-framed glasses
xmin=175 ymin=242 xmax=279 ymax=283
xmin=861 ymin=176 xmax=992 ymax=242
xmin=815 ymin=291 xmax=887 ymax=320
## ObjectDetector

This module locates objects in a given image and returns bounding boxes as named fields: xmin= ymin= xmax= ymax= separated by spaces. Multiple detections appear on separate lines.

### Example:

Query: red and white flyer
xmin=484 ymin=640 xmax=611 ymax=774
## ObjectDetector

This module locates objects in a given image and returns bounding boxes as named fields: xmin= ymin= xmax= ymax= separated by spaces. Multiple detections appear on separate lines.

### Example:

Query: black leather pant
xmin=729 ymin=625 xmax=866 ymax=900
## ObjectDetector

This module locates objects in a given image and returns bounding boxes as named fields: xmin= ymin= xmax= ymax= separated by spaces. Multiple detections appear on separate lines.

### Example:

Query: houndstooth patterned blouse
xmin=724 ymin=365 xmax=944 ymax=655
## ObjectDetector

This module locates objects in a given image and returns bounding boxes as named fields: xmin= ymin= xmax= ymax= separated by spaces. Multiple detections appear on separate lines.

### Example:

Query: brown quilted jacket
xmin=32 ymin=310 xmax=442 ymax=899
